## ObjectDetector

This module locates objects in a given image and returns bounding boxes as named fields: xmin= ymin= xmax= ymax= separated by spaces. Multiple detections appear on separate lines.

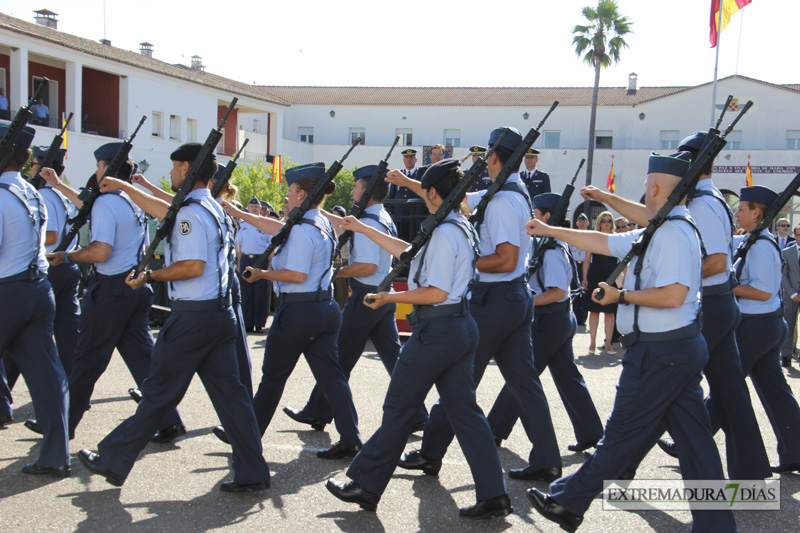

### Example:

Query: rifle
xmin=594 ymin=101 xmax=753 ymax=301
xmin=365 ymin=133 xmax=508 ymax=303
xmin=527 ymin=158 xmax=585 ymax=277
xmin=31 ymin=112 xmax=74 ymax=189
xmin=243 ymin=137 xmax=361 ymax=279
xmin=210 ymin=137 xmax=249 ymax=199
xmin=133 ymin=98 xmax=238 ymax=278
xmin=0 ymin=80 xmax=48 ymax=172
xmin=333 ymin=135 xmax=400 ymax=263
xmin=56 ymin=115 xmax=147 ymax=252
xmin=469 ymin=101 xmax=558 ymax=225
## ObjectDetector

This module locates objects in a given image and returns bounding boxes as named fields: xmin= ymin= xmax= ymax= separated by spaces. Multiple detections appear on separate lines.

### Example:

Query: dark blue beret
xmin=0 ymin=124 xmax=36 ymax=149
xmin=354 ymin=165 xmax=385 ymax=181
xmin=647 ymin=151 xmax=692 ymax=178
xmin=533 ymin=192 xmax=561 ymax=211
xmin=488 ymin=127 xmax=522 ymax=152
xmin=248 ymin=196 xmax=260 ymax=205
xmin=420 ymin=158 xmax=460 ymax=189
xmin=401 ymin=149 xmax=417 ymax=156
xmin=678 ymin=131 xmax=707 ymax=154
xmin=170 ymin=142 xmax=214 ymax=163
xmin=213 ymin=166 xmax=227 ymax=181
xmin=32 ymin=145 xmax=66 ymax=164
xmin=739 ymin=185 xmax=777 ymax=207
xmin=286 ymin=162 xmax=325 ymax=185
xmin=94 ymin=142 xmax=123 ymax=162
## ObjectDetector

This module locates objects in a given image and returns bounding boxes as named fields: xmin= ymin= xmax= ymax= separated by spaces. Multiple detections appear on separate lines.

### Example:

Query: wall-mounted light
xmin=138 ymin=159 xmax=150 ymax=174
xmin=638 ymin=112 xmax=645 ymax=121
xmin=329 ymin=110 xmax=335 ymax=118
xmin=523 ymin=112 xmax=530 ymax=120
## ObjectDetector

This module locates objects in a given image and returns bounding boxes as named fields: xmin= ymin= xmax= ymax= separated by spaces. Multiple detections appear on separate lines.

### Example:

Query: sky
xmin=1 ymin=0 xmax=796 ymax=89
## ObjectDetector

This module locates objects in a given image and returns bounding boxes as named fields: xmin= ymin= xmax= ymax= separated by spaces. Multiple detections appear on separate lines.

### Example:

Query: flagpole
xmin=710 ymin=0 xmax=723 ymax=127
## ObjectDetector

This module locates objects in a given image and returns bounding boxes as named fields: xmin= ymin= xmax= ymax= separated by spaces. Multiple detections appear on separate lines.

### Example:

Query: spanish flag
xmin=606 ymin=159 xmax=615 ymax=193
xmin=745 ymin=160 xmax=753 ymax=186
xmin=710 ymin=0 xmax=752 ymax=47
xmin=273 ymin=155 xmax=282 ymax=183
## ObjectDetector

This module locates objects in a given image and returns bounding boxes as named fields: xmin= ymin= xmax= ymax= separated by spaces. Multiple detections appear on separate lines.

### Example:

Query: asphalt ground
xmin=1 ymin=319 xmax=798 ymax=532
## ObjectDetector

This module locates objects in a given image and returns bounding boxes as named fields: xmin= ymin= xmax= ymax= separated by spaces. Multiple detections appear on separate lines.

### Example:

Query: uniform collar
xmin=365 ymin=203 xmax=382 ymax=214
xmin=186 ymin=187 xmax=212 ymax=201
xmin=0 ymin=171 xmax=24 ymax=186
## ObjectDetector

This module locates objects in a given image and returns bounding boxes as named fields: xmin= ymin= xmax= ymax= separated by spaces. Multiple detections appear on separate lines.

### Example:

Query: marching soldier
xmin=237 ymin=196 xmax=271 ymax=333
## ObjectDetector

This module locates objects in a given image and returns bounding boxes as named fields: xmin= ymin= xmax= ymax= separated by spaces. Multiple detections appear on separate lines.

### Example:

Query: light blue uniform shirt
xmin=236 ymin=221 xmax=271 ymax=255
xmin=167 ymin=188 xmax=230 ymax=302
xmin=734 ymin=229 xmax=782 ymax=315
xmin=688 ymin=179 xmax=733 ymax=287
xmin=349 ymin=204 xmax=395 ymax=286
xmin=529 ymin=238 xmax=571 ymax=303
xmin=90 ymin=191 xmax=145 ymax=275
xmin=608 ymin=206 xmax=702 ymax=334
xmin=271 ymin=209 xmax=335 ymax=294
xmin=466 ymin=173 xmax=531 ymax=282
xmin=0 ymin=171 xmax=49 ymax=277
xmin=40 ymin=185 xmax=77 ymax=253
xmin=408 ymin=212 xmax=475 ymax=306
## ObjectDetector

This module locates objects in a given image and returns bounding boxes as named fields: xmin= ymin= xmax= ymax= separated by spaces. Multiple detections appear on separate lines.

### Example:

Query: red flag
xmin=606 ymin=161 xmax=615 ymax=193
xmin=745 ymin=161 xmax=753 ymax=186
xmin=273 ymin=155 xmax=282 ymax=183
xmin=710 ymin=0 xmax=752 ymax=47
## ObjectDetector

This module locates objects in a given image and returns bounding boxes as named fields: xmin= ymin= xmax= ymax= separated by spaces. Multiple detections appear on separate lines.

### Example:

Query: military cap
xmin=0 ymin=124 xmax=35 ymax=149
xmin=678 ymin=131 xmax=707 ymax=154
xmin=286 ymin=162 xmax=325 ymax=186
xmin=353 ymin=165 xmax=385 ymax=181
xmin=259 ymin=200 xmax=269 ymax=209
xmin=469 ymin=145 xmax=486 ymax=155
xmin=487 ymin=127 xmax=522 ymax=152
xmin=739 ymin=185 xmax=776 ymax=207
xmin=332 ymin=205 xmax=347 ymax=217
xmin=577 ymin=213 xmax=589 ymax=220
xmin=647 ymin=151 xmax=692 ymax=178
xmin=420 ymin=158 xmax=460 ymax=189
xmin=533 ymin=192 xmax=561 ymax=211
xmin=32 ymin=145 xmax=66 ymax=164
xmin=248 ymin=196 xmax=260 ymax=205
xmin=213 ymin=166 xmax=227 ymax=181
xmin=94 ymin=142 xmax=123 ymax=162
xmin=525 ymin=148 xmax=541 ymax=157
xmin=170 ymin=142 xmax=214 ymax=162
xmin=401 ymin=149 xmax=417 ymax=157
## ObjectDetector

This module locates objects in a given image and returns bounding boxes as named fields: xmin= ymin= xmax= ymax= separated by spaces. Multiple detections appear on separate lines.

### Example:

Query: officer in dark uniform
xmin=520 ymin=148 xmax=551 ymax=199
xmin=487 ymin=192 xmax=604 ymax=453
xmin=387 ymin=148 xmax=424 ymax=242
xmin=326 ymin=158 xmax=512 ymax=518
xmin=460 ymin=145 xmax=492 ymax=192
xmin=526 ymin=152 xmax=736 ymax=533
xmin=0 ymin=124 xmax=71 ymax=477
xmin=237 ymin=196 xmax=271 ymax=332
xmin=282 ymin=165 xmax=427 ymax=432
xmin=27 ymin=143 xmax=184 ymax=443
xmin=77 ymin=142 xmax=270 ymax=491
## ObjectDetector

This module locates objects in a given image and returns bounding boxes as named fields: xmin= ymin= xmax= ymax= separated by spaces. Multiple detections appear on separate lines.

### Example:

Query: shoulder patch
xmin=178 ymin=220 xmax=192 ymax=235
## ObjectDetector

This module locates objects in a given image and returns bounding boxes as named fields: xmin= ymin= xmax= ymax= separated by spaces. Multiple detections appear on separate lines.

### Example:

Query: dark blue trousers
xmin=487 ymin=309 xmax=603 ymax=445
xmin=301 ymin=286 xmax=427 ymax=426
xmin=347 ymin=314 xmax=507 ymax=500
xmin=239 ymin=255 xmax=271 ymax=330
xmin=0 ymin=278 xmax=70 ymax=467
xmin=720 ymin=315 xmax=800 ymax=467
xmin=251 ymin=298 xmax=360 ymax=446
xmin=98 ymin=307 xmax=269 ymax=483
xmin=549 ymin=334 xmax=736 ymax=533
xmin=420 ymin=282 xmax=561 ymax=468
xmin=230 ymin=274 xmax=253 ymax=397
xmin=68 ymin=274 xmax=181 ymax=434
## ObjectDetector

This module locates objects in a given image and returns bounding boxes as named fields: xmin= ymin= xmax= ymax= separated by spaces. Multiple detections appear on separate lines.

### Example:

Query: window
xmin=349 ymin=128 xmax=365 ymax=145
xmin=217 ymin=127 xmax=226 ymax=153
xmin=788 ymin=131 xmax=800 ymax=150
xmin=660 ymin=130 xmax=679 ymax=150
xmin=151 ymin=111 xmax=163 ymax=137
xmin=253 ymin=119 xmax=261 ymax=132
xmin=396 ymin=128 xmax=413 ymax=146
xmin=298 ymin=127 xmax=314 ymax=144
xmin=543 ymin=131 xmax=560 ymax=149
xmin=186 ymin=118 xmax=197 ymax=142
xmin=444 ymin=129 xmax=460 ymax=147
xmin=726 ymin=130 xmax=742 ymax=150
xmin=169 ymin=114 xmax=181 ymax=140
xmin=595 ymin=131 xmax=613 ymax=149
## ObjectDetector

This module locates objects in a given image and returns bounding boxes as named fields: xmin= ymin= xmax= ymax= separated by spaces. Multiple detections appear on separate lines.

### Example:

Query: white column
xmin=118 ymin=75 xmax=128 ymax=138
xmin=65 ymin=60 xmax=82 ymax=133
xmin=9 ymin=46 xmax=28 ymax=110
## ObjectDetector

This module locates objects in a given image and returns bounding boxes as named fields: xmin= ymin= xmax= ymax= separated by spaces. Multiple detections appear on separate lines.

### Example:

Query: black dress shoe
xmin=317 ymin=442 xmax=362 ymax=459
xmin=509 ymin=466 xmax=562 ymax=482
xmin=782 ymin=356 xmax=792 ymax=368
xmin=78 ymin=450 xmax=125 ymax=487
xmin=151 ymin=423 xmax=187 ymax=443
xmin=282 ymin=406 xmax=325 ymax=431
xmin=657 ymin=438 xmax=678 ymax=458
xmin=212 ymin=426 xmax=230 ymax=445
xmin=398 ymin=450 xmax=442 ymax=476
xmin=527 ymin=488 xmax=583 ymax=533
xmin=459 ymin=494 xmax=514 ymax=519
xmin=0 ymin=414 xmax=12 ymax=427
xmin=325 ymin=478 xmax=379 ymax=511
xmin=771 ymin=463 xmax=800 ymax=474
xmin=24 ymin=418 xmax=43 ymax=435
xmin=220 ymin=479 xmax=270 ymax=492
xmin=410 ymin=421 xmax=426 ymax=433
xmin=128 ymin=387 xmax=143 ymax=403
xmin=567 ymin=439 xmax=599 ymax=452
xmin=22 ymin=463 xmax=71 ymax=478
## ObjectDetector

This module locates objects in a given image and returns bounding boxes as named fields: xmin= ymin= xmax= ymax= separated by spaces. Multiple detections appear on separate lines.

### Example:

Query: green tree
xmin=573 ymin=0 xmax=632 ymax=197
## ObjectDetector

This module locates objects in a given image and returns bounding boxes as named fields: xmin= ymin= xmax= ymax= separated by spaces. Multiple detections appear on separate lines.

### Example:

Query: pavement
xmin=1 ymin=319 xmax=798 ymax=532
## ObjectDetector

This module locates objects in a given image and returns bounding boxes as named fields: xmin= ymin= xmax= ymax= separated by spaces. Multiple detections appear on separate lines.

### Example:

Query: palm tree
xmin=573 ymin=0 xmax=632 ymax=210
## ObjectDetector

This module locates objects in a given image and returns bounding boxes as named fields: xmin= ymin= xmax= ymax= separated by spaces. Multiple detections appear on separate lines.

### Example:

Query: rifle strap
xmin=297 ymin=217 xmax=336 ymax=292
xmin=691 ymin=188 xmax=735 ymax=257
xmin=0 ymin=183 xmax=46 ymax=279
xmin=412 ymin=217 xmax=479 ymax=302
xmin=40 ymin=186 xmax=75 ymax=251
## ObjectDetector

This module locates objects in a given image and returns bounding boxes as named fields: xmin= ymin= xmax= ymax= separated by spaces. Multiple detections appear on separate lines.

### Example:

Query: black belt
xmin=534 ymin=299 xmax=570 ymax=316
xmin=0 ymin=269 xmax=44 ymax=284
xmin=407 ymin=301 xmax=469 ymax=326
xmin=279 ymin=288 xmax=333 ymax=305
xmin=702 ymin=276 xmax=736 ymax=297
xmin=741 ymin=309 xmax=783 ymax=319
xmin=474 ymin=274 xmax=528 ymax=287
xmin=93 ymin=271 xmax=132 ymax=281
xmin=350 ymin=279 xmax=378 ymax=291
xmin=620 ymin=318 xmax=701 ymax=348
xmin=172 ymin=296 xmax=231 ymax=311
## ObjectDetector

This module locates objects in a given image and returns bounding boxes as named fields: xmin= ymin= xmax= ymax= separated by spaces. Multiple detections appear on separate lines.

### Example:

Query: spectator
xmin=31 ymin=97 xmax=49 ymax=126
xmin=0 ymin=88 xmax=9 ymax=120
xmin=582 ymin=211 xmax=619 ymax=354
